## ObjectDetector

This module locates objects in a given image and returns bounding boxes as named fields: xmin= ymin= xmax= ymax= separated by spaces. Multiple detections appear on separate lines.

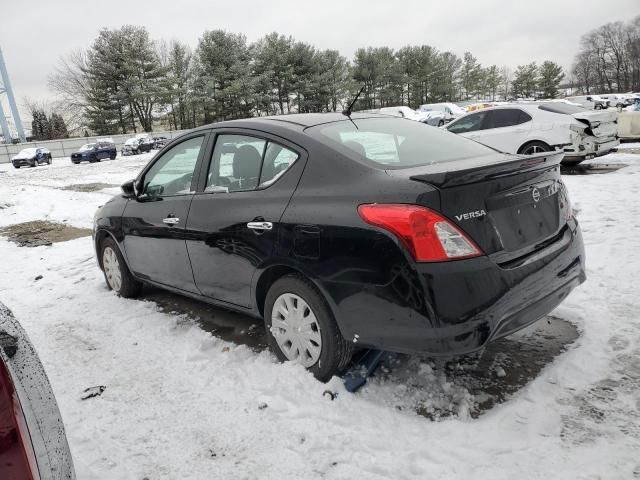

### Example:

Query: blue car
xmin=11 ymin=147 xmax=52 ymax=168
xmin=71 ymin=141 xmax=117 ymax=164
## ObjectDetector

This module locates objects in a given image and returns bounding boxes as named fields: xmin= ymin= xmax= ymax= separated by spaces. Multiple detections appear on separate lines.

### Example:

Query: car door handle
xmin=163 ymin=217 xmax=180 ymax=225
xmin=247 ymin=221 xmax=273 ymax=231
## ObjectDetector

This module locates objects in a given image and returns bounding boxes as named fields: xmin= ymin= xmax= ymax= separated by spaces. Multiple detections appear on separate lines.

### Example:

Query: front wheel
xmin=518 ymin=141 xmax=551 ymax=155
xmin=31 ymin=159 xmax=38 ymax=167
xmin=47 ymin=155 xmax=52 ymax=165
xmin=265 ymin=275 xmax=353 ymax=382
xmin=100 ymin=237 xmax=142 ymax=298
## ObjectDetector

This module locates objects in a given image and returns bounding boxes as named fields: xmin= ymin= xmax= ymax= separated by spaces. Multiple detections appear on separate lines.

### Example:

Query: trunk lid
xmin=406 ymin=151 xmax=570 ymax=264
xmin=571 ymin=109 xmax=617 ymax=138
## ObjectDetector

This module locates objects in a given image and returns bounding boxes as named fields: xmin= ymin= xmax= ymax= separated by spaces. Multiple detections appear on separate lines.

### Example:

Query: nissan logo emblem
xmin=532 ymin=188 xmax=541 ymax=202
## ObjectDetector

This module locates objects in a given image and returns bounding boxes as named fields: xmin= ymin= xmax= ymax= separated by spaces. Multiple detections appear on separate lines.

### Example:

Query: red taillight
xmin=0 ymin=357 xmax=39 ymax=480
xmin=358 ymin=204 xmax=483 ymax=262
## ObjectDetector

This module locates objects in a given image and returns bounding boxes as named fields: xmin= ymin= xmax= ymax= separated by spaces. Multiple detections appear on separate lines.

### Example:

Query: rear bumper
xmin=328 ymin=220 xmax=585 ymax=356
xmin=563 ymin=137 xmax=619 ymax=163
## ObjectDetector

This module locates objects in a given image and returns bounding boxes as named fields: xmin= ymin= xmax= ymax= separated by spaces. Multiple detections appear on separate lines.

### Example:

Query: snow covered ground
xmin=1 ymin=152 xmax=639 ymax=479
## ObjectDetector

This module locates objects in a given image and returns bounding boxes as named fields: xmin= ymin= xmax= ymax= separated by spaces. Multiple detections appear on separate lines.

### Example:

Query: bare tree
xmin=47 ymin=49 xmax=90 ymax=132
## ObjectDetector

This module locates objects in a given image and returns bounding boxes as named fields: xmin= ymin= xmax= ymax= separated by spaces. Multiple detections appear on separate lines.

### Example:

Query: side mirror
xmin=121 ymin=179 xmax=137 ymax=198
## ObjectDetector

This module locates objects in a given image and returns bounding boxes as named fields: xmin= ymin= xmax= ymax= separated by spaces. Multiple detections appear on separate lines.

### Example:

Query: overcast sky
xmin=1 ymin=0 xmax=639 ymax=123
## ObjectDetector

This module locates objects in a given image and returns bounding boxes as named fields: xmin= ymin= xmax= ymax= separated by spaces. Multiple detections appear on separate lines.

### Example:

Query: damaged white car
xmin=445 ymin=103 xmax=618 ymax=165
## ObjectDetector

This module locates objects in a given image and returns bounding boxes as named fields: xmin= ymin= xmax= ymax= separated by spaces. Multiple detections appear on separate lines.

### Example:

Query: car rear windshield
xmin=307 ymin=117 xmax=494 ymax=169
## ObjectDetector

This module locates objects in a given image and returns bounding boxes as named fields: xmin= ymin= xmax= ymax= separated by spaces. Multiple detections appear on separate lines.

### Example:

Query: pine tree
xmin=511 ymin=63 xmax=539 ymax=99
xmin=538 ymin=61 xmax=565 ymax=99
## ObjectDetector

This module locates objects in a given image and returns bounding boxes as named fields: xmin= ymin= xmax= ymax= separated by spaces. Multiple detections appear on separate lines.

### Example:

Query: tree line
xmin=572 ymin=15 xmax=640 ymax=93
xmin=47 ymin=23 xmax=603 ymax=136
xmin=28 ymin=106 xmax=69 ymax=141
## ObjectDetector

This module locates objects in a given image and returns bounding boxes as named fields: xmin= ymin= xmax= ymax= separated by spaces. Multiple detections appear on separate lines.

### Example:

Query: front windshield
xmin=79 ymin=144 xmax=95 ymax=151
xmin=18 ymin=148 xmax=38 ymax=156
xmin=307 ymin=117 xmax=495 ymax=169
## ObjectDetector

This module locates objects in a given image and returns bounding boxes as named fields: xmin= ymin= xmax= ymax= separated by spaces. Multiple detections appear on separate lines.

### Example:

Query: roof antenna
xmin=342 ymin=86 xmax=365 ymax=129
xmin=343 ymin=86 xmax=365 ymax=117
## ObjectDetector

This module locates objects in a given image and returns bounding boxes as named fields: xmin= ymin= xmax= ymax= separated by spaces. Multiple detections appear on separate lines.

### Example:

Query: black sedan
xmin=0 ymin=303 xmax=75 ymax=479
xmin=11 ymin=147 xmax=52 ymax=168
xmin=71 ymin=141 xmax=117 ymax=163
xmin=93 ymin=113 xmax=585 ymax=381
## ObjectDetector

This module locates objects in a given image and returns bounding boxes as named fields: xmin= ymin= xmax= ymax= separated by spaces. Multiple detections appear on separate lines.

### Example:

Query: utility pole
xmin=0 ymin=46 xmax=26 ymax=143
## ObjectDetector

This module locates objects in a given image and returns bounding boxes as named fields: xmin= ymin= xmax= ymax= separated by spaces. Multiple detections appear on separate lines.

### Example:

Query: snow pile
xmin=0 ymin=153 xmax=639 ymax=479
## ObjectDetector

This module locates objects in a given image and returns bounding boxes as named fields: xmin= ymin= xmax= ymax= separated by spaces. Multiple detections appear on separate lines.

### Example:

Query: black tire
xmin=518 ymin=141 xmax=551 ymax=155
xmin=110 ymin=153 xmax=116 ymax=160
xmin=32 ymin=159 xmax=38 ymax=167
xmin=14 ymin=165 xmax=20 ymax=169
xmin=264 ymin=274 xmax=353 ymax=382
xmin=438 ymin=120 xmax=445 ymax=127
xmin=47 ymin=155 xmax=52 ymax=164
xmin=99 ymin=237 xmax=142 ymax=298
xmin=595 ymin=104 xmax=602 ymax=110
xmin=89 ymin=154 xmax=97 ymax=163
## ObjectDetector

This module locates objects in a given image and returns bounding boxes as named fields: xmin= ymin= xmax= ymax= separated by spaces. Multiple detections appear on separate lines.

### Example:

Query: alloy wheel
xmin=271 ymin=293 xmax=322 ymax=367
xmin=523 ymin=145 xmax=547 ymax=154
xmin=102 ymin=246 xmax=122 ymax=292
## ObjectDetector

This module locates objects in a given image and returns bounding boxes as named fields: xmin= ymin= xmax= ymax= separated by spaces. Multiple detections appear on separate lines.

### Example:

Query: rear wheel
xmin=265 ymin=275 xmax=353 ymax=382
xmin=100 ymin=237 xmax=142 ymax=298
xmin=518 ymin=141 xmax=551 ymax=155
xmin=47 ymin=155 xmax=52 ymax=164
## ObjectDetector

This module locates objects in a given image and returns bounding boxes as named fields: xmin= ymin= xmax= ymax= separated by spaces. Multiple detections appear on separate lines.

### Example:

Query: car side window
xmin=485 ymin=109 xmax=529 ymax=129
xmin=142 ymin=136 xmax=204 ymax=197
xmin=260 ymin=142 xmax=299 ymax=187
xmin=447 ymin=112 xmax=486 ymax=134
xmin=205 ymin=135 xmax=299 ymax=192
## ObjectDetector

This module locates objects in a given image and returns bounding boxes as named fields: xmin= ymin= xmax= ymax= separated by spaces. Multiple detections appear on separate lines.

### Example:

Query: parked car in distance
xmin=1 ymin=302 xmax=76 ymax=479
xmin=121 ymin=136 xmax=155 ymax=156
xmin=93 ymin=113 xmax=585 ymax=381
xmin=71 ymin=142 xmax=117 ymax=164
xmin=11 ymin=147 xmax=52 ymax=168
xmin=418 ymin=102 xmax=467 ymax=123
xmin=378 ymin=106 xmax=442 ymax=126
xmin=599 ymin=94 xmax=632 ymax=108
xmin=566 ymin=95 xmax=609 ymax=110
xmin=153 ymin=136 xmax=169 ymax=149
xmin=445 ymin=103 xmax=616 ymax=164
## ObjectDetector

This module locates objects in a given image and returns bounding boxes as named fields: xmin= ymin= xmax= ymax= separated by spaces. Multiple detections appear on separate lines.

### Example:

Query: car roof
xmin=193 ymin=112 xmax=389 ymax=132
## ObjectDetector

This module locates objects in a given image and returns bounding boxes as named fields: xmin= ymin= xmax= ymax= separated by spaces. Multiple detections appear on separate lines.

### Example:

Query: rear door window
xmin=485 ymin=109 xmax=531 ymax=129
xmin=206 ymin=134 xmax=299 ymax=192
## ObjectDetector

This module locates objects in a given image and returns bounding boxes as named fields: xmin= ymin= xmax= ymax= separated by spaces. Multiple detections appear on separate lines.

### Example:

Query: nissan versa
xmin=92 ymin=113 xmax=585 ymax=381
